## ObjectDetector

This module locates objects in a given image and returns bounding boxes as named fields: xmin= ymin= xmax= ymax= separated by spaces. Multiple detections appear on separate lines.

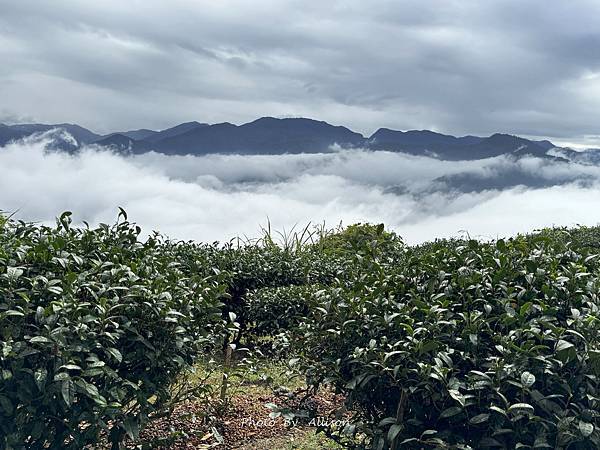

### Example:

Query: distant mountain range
xmin=0 ymin=116 xmax=595 ymax=161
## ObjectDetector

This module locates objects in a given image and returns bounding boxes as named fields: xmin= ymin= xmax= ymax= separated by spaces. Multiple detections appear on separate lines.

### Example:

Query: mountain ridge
xmin=0 ymin=116 xmax=588 ymax=161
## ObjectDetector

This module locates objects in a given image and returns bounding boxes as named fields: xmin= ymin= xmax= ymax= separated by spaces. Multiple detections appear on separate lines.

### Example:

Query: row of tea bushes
xmin=0 ymin=212 xmax=226 ymax=449
xmin=3 ymin=210 xmax=600 ymax=449
xmin=297 ymin=234 xmax=600 ymax=449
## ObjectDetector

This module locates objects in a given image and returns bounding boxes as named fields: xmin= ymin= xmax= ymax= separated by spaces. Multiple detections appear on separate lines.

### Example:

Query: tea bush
xmin=212 ymin=243 xmax=341 ymax=345
xmin=0 ymin=212 xmax=225 ymax=449
xmin=527 ymin=226 xmax=600 ymax=254
xmin=299 ymin=235 xmax=600 ymax=449
xmin=197 ymin=224 xmax=392 ymax=347
xmin=245 ymin=284 xmax=318 ymax=338
xmin=316 ymin=223 xmax=403 ymax=261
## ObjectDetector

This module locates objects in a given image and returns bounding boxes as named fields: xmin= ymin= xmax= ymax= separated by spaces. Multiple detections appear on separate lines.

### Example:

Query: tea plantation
xmin=1 ymin=213 xmax=600 ymax=449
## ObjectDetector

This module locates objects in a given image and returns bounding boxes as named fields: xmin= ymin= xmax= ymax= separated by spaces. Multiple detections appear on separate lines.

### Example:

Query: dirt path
xmin=137 ymin=390 xmax=344 ymax=449
xmin=230 ymin=428 xmax=332 ymax=450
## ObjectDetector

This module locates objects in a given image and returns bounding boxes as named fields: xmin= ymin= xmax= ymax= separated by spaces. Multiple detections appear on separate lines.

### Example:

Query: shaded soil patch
xmin=138 ymin=390 xmax=345 ymax=449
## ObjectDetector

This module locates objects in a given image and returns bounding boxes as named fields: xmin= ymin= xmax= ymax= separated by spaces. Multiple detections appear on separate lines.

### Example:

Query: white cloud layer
xmin=3 ymin=133 xmax=600 ymax=244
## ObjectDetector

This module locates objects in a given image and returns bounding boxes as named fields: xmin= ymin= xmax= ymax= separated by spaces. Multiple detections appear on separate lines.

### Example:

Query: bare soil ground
xmin=138 ymin=389 xmax=344 ymax=449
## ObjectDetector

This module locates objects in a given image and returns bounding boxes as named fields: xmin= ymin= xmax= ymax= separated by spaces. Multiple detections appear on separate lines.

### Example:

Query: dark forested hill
xmin=2 ymin=116 xmax=590 ymax=161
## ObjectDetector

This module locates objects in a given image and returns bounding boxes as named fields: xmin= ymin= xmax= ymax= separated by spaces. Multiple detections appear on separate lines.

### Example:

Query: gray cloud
xmin=2 ymin=132 xmax=600 ymax=243
xmin=1 ymin=0 xmax=600 ymax=143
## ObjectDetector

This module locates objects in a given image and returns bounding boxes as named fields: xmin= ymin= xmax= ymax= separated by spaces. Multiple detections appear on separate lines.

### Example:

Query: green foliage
xmin=3 ymin=209 xmax=600 ymax=450
xmin=245 ymin=285 xmax=318 ymax=338
xmin=211 ymin=242 xmax=340 ymax=345
xmin=298 ymin=233 xmax=600 ymax=449
xmin=528 ymin=226 xmax=600 ymax=254
xmin=0 ymin=212 xmax=225 ymax=449
xmin=316 ymin=223 xmax=403 ymax=260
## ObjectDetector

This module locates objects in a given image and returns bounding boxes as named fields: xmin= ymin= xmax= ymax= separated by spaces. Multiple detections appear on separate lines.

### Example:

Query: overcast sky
xmin=1 ymin=0 xmax=600 ymax=145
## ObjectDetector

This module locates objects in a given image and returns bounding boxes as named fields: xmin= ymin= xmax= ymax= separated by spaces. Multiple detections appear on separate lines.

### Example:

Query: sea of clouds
xmin=2 ymin=130 xmax=600 ymax=244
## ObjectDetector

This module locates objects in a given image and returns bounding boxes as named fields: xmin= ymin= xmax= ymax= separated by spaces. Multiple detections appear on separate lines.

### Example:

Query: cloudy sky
xmin=1 ymin=0 xmax=600 ymax=145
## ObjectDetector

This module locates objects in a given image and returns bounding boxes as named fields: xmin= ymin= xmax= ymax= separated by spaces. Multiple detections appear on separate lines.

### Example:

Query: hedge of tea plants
xmin=297 ymin=231 xmax=600 ymax=449
xmin=0 ymin=213 xmax=341 ymax=448
xmin=207 ymin=238 xmax=343 ymax=347
xmin=0 ymin=212 xmax=225 ymax=449
xmin=3 ymin=210 xmax=600 ymax=450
